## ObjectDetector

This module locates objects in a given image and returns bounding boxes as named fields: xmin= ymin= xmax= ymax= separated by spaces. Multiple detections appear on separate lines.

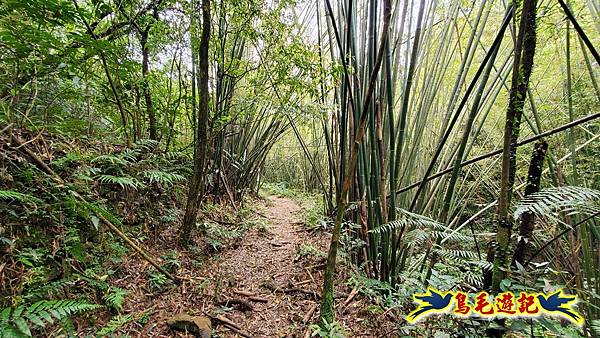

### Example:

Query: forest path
xmin=214 ymin=195 xmax=326 ymax=337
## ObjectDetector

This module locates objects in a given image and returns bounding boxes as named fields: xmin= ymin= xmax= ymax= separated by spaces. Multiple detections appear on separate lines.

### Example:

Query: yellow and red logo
xmin=406 ymin=287 xmax=583 ymax=325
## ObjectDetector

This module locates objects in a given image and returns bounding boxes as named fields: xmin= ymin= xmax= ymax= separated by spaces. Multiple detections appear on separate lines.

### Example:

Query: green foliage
xmin=133 ymin=139 xmax=158 ymax=151
xmin=369 ymin=208 xmax=444 ymax=235
xmin=50 ymin=152 xmax=84 ymax=171
xmin=22 ymin=277 xmax=76 ymax=302
xmin=204 ymin=221 xmax=243 ymax=252
xmin=85 ymin=145 xmax=186 ymax=194
xmin=262 ymin=182 xmax=296 ymax=198
xmin=91 ymin=154 xmax=131 ymax=167
xmin=119 ymin=149 xmax=141 ymax=163
xmin=160 ymin=208 xmax=181 ymax=224
xmin=0 ymin=299 xmax=100 ymax=337
xmin=95 ymin=174 xmax=146 ymax=190
xmin=96 ymin=313 xmax=135 ymax=336
xmin=301 ymin=196 xmax=327 ymax=230
xmin=103 ymin=287 xmax=129 ymax=312
xmin=15 ymin=247 xmax=48 ymax=268
xmin=160 ymin=250 xmax=181 ymax=273
xmin=148 ymin=271 xmax=169 ymax=291
xmin=142 ymin=169 xmax=185 ymax=186
xmin=339 ymin=221 xmax=366 ymax=255
xmin=0 ymin=190 xmax=41 ymax=204
xmin=79 ymin=200 xmax=123 ymax=227
xmin=591 ymin=320 xmax=600 ymax=336
xmin=433 ymin=249 xmax=479 ymax=261
xmin=514 ymin=186 xmax=600 ymax=219
xmin=295 ymin=243 xmax=325 ymax=260
xmin=1 ymin=0 xmax=599 ymax=335
xmin=310 ymin=319 xmax=347 ymax=338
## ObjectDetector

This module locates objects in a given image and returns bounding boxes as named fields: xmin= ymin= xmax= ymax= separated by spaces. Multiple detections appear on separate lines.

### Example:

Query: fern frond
xmin=431 ymin=231 xmax=472 ymax=243
xmin=470 ymin=260 xmax=493 ymax=272
xmin=0 ymin=190 xmax=41 ymax=204
xmin=160 ymin=208 xmax=181 ymax=223
xmin=103 ymin=287 xmax=129 ymax=311
xmin=76 ymin=167 xmax=101 ymax=181
xmin=95 ymin=174 xmax=145 ymax=190
xmin=91 ymin=155 xmax=129 ymax=166
xmin=23 ymin=277 xmax=77 ymax=302
xmin=134 ymin=139 xmax=159 ymax=151
xmin=142 ymin=170 xmax=185 ymax=186
xmin=591 ymin=320 xmax=600 ymax=336
xmin=514 ymin=186 xmax=600 ymax=219
xmin=434 ymin=248 xmax=480 ymax=261
xmin=0 ymin=300 xmax=100 ymax=337
xmin=464 ymin=271 xmax=483 ymax=287
xmin=370 ymin=208 xmax=443 ymax=234
xmin=96 ymin=314 xmax=134 ymax=336
xmin=404 ymin=228 xmax=430 ymax=247
xmin=119 ymin=149 xmax=141 ymax=162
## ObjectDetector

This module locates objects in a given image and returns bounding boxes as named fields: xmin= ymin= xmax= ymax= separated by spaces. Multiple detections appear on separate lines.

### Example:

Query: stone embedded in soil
xmin=166 ymin=313 xmax=211 ymax=338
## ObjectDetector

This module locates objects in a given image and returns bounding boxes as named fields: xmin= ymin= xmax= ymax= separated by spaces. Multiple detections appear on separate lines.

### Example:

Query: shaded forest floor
xmin=0 ymin=128 xmax=399 ymax=337
xmin=114 ymin=195 xmax=396 ymax=337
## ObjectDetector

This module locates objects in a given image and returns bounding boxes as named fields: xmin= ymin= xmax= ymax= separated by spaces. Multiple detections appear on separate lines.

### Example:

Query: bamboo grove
xmin=1 ymin=0 xmax=600 ymax=335
xmin=312 ymin=0 xmax=600 ymax=325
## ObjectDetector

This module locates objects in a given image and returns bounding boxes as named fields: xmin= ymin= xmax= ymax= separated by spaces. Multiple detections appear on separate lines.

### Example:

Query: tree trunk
xmin=492 ymin=0 xmax=538 ymax=293
xmin=181 ymin=0 xmax=211 ymax=247
xmin=512 ymin=141 xmax=547 ymax=266
xmin=141 ymin=30 xmax=157 ymax=141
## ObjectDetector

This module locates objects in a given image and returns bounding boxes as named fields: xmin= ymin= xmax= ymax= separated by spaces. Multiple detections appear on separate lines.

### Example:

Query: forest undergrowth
xmin=1 ymin=0 xmax=599 ymax=336
xmin=0 ymin=129 xmax=401 ymax=337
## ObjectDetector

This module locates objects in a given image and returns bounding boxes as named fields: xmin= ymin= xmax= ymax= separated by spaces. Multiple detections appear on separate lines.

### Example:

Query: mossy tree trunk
xmin=492 ymin=0 xmax=538 ymax=293
xmin=140 ymin=29 xmax=157 ymax=141
xmin=512 ymin=140 xmax=547 ymax=266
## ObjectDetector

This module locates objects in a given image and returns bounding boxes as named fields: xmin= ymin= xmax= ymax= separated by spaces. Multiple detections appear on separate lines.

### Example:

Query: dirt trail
xmin=215 ymin=195 xmax=326 ymax=337
xmin=120 ymin=194 xmax=392 ymax=337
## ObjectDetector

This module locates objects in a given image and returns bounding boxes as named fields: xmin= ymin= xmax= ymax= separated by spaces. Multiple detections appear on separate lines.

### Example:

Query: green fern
xmin=431 ymin=230 xmax=471 ymax=242
xmin=0 ymin=300 xmax=100 ymax=337
xmin=95 ymin=174 xmax=145 ymax=190
xmin=119 ymin=149 xmax=141 ymax=162
xmin=404 ymin=228 xmax=429 ymax=247
xmin=470 ymin=260 xmax=494 ymax=272
xmin=91 ymin=154 xmax=130 ymax=166
xmin=103 ymin=287 xmax=129 ymax=311
xmin=75 ymin=167 xmax=101 ymax=181
xmin=434 ymin=248 xmax=480 ymax=261
xmin=463 ymin=271 xmax=484 ymax=286
xmin=133 ymin=139 xmax=159 ymax=151
xmin=160 ymin=208 xmax=181 ymax=223
xmin=96 ymin=314 xmax=134 ymax=336
xmin=369 ymin=208 xmax=444 ymax=234
xmin=591 ymin=320 xmax=600 ymax=336
xmin=0 ymin=190 xmax=41 ymax=204
xmin=142 ymin=170 xmax=185 ymax=186
xmin=514 ymin=186 xmax=600 ymax=219
xmin=23 ymin=277 xmax=77 ymax=302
